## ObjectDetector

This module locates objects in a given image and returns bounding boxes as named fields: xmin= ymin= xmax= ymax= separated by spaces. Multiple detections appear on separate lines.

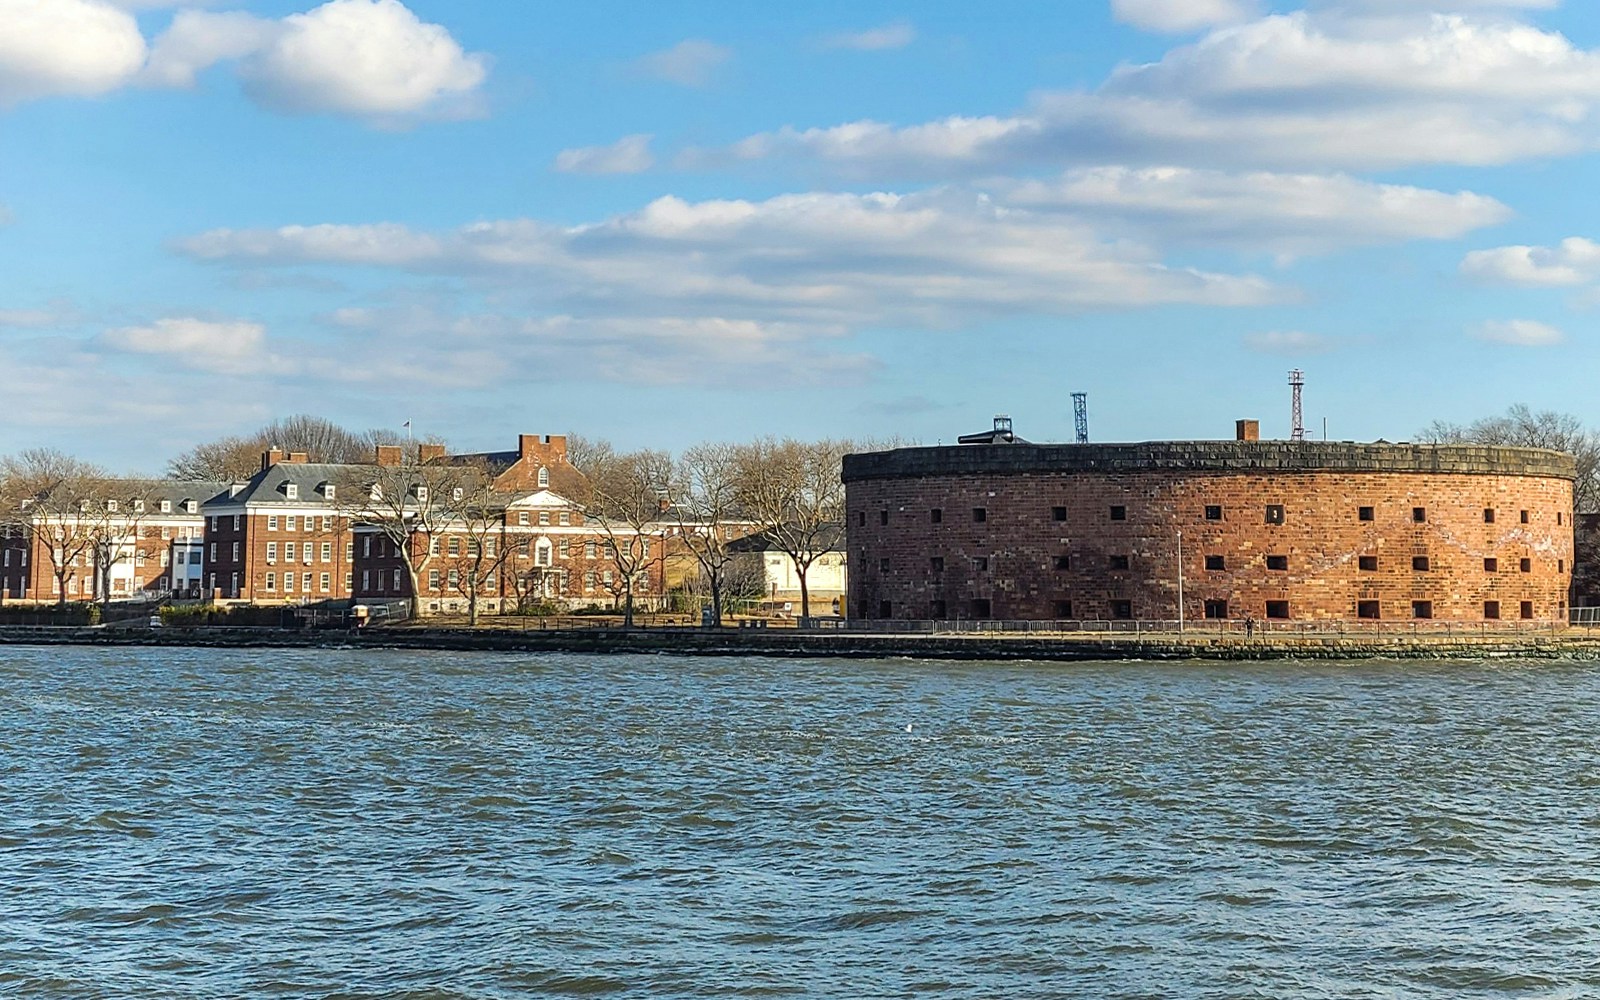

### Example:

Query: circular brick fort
xmin=842 ymin=430 xmax=1575 ymax=624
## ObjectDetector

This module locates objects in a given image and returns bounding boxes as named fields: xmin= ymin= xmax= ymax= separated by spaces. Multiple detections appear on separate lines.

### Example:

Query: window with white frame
xmin=265 ymin=572 xmax=276 ymax=591
xmin=266 ymin=542 xmax=277 ymax=562
xmin=285 ymin=484 xmax=298 ymax=500
xmin=320 ymin=573 xmax=330 ymax=592
xmin=537 ymin=466 xmax=549 ymax=488
xmin=321 ymin=542 xmax=331 ymax=562
xmin=285 ymin=542 xmax=296 ymax=561
xmin=535 ymin=539 xmax=552 ymax=567
xmin=559 ymin=512 xmax=570 ymax=525
xmin=268 ymin=516 xmax=279 ymax=531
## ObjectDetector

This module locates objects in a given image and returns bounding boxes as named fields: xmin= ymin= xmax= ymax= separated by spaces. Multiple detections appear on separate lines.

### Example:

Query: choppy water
xmin=3 ymin=647 xmax=1600 ymax=998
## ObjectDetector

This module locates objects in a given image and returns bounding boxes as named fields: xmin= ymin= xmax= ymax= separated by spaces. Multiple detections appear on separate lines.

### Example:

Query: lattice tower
xmin=1072 ymin=392 xmax=1089 ymax=444
xmin=1289 ymin=369 xmax=1305 ymax=442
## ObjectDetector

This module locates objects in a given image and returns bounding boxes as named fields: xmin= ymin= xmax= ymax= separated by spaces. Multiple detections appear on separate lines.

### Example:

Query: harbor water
xmin=3 ymin=646 xmax=1599 ymax=998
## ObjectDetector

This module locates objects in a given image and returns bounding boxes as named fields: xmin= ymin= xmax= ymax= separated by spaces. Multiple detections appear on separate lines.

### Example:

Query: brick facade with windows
xmin=200 ymin=451 xmax=354 ymax=602
xmin=844 ymin=436 xmax=1575 ymax=623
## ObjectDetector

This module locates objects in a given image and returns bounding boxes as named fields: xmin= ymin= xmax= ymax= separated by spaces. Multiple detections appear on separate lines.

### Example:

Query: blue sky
xmin=3 ymin=0 xmax=1600 ymax=470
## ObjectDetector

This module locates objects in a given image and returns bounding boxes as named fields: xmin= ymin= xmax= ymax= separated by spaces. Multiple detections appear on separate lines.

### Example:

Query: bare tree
xmin=166 ymin=415 xmax=428 ymax=480
xmin=670 ymin=442 xmax=750 ymax=626
xmin=437 ymin=481 xmax=521 ymax=626
xmin=582 ymin=447 xmax=671 ymax=627
xmin=734 ymin=437 xmax=853 ymax=623
xmin=1421 ymin=404 xmax=1600 ymax=512
xmin=0 ymin=450 xmax=111 ymax=605
xmin=334 ymin=458 xmax=481 ymax=619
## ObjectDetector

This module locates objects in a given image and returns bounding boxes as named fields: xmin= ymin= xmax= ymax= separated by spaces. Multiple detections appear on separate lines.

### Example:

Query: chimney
xmin=262 ymin=448 xmax=284 ymax=472
xmin=519 ymin=434 xmax=539 ymax=460
xmin=418 ymin=443 xmax=446 ymax=464
xmin=375 ymin=445 xmax=403 ymax=467
xmin=286 ymin=452 xmax=309 ymax=464
xmin=1236 ymin=419 xmax=1260 ymax=442
xmin=545 ymin=434 xmax=567 ymax=458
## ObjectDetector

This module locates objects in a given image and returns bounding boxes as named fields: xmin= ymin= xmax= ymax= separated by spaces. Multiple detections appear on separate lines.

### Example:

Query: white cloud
xmin=1473 ymin=319 xmax=1564 ymax=346
xmin=553 ymin=134 xmax=655 ymax=175
xmin=238 ymin=0 xmax=488 ymax=122
xmin=102 ymin=316 xmax=272 ymax=374
xmin=1242 ymin=330 xmax=1338 ymax=354
xmin=1461 ymin=237 xmax=1600 ymax=287
xmin=710 ymin=11 xmax=1600 ymax=175
xmin=1112 ymin=0 xmax=1259 ymax=34
xmin=1002 ymin=167 xmax=1509 ymax=255
xmin=176 ymin=189 xmax=1283 ymax=329
xmin=633 ymin=39 xmax=730 ymax=87
xmin=824 ymin=21 xmax=916 ymax=51
xmin=141 ymin=10 xmax=277 ymax=88
xmin=0 ymin=0 xmax=146 ymax=107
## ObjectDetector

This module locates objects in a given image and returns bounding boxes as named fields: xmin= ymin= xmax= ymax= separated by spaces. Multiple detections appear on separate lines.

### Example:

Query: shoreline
xmin=2 ymin=625 xmax=1598 ymax=661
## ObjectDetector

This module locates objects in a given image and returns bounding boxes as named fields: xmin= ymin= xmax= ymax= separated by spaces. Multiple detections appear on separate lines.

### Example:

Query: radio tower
xmin=1288 ymin=369 xmax=1305 ymax=442
xmin=1072 ymin=392 xmax=1089 ymax=444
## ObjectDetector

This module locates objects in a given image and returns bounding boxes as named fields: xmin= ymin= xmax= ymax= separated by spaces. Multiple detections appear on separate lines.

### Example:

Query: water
xmin=2 ymin=647 xmax=1599 ymax=998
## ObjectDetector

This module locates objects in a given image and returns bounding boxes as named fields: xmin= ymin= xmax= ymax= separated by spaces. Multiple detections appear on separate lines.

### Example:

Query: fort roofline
xmin=842 ymin=441 xmax=1577 ymax=483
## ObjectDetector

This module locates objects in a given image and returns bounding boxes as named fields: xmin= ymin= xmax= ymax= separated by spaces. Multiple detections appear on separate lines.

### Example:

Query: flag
xmin=403 ymin=420 xmax=411 ymax=429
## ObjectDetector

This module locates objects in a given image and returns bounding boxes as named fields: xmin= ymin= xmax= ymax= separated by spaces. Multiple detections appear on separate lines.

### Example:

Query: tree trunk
xmin=710 ymin=575 xmax=723 ymax=627
xmin=797 ymin=563 xmax=811 ymax=625
xmin=623 ymin=582 xmax=635 ymax=627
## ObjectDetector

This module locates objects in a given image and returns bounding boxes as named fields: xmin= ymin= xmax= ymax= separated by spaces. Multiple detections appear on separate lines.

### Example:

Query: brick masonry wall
xmin=846 ymin=463 xmax=1574 ymax=622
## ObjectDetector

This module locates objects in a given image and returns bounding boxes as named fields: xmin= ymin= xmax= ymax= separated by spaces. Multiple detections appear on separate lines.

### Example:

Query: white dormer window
xmin=184 ymin=500 xmax=197 ymax=513
xmin=107 ymin=500 xmax=118 ymax=512
xmin=284 ymin=483 xmax=299 ymax=500
xmin=451 ymin=487 xmax=463 ymax=501
xmin=132 ymin=499 xmax=144 ymax=513
xmin=80 ymin=499 xmax=91 ymax=512
xmin=414 ymin=485 xmax=429 ymax=502
xmin=321 ymin=483 xmax=336 ymax=500
xmin=369 ymin=483 xmax=383 ymax=501
xmin=160 ymin=500 xmax=171 ymax=513
xmin=537 ymin=466 xmax=549 ymax=488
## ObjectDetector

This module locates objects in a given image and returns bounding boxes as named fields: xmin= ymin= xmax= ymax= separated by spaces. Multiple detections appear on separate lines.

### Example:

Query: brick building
xmin=350 ymin=488 xmax=670 ymax=613
xmin=1 ymin=480 xmax=218 ymax=603
xmin=844 ymin=422 xmax=1576 ymax=623
xmin=200 ymin=450 xmax=356 ymax=602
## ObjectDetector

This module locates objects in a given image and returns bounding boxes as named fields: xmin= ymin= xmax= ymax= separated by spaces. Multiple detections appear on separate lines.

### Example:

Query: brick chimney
xmin=418 ymin=443 xmax=446 ymax=464
xmin=262 ymin=448 xmax=284 ymax=472
xmin=1236 ymin=419 xmax=1260 ymax=442
xmin=286 ymin=452 xmax=309 ymax=464
xmin=375 ymin=445 xmax=403 ymax=467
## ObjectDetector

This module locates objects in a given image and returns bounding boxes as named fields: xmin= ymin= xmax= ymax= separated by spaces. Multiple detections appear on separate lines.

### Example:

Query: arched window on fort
xmin=538 ymin=467 xmax=550 ymax=488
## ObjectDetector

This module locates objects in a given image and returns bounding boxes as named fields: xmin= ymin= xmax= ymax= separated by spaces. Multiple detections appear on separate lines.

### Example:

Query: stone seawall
xmin=3 ymin=626 xmax=1598 ymax=662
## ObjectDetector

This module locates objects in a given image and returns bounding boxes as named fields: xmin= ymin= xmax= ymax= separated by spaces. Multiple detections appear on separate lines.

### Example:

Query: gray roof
xmin=727 ymin=523 xmax=845 ymax=554
xmin=203 ymin=462 xmax=369 ymax=509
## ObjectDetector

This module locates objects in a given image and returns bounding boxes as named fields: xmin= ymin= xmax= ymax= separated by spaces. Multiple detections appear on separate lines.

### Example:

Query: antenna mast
xmin=1072 ymin=392 xmax=1089 ymax=444
xmin=1288 ymin=369 xmax=1305 ymax=442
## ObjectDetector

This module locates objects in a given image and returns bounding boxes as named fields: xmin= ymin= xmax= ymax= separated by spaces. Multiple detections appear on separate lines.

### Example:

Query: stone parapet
xmin=843 ymin=441 xmax=1577 ymax=483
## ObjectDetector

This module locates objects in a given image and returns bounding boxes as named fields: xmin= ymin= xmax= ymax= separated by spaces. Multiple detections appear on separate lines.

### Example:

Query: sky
xmin=3 ymin=0 xmax=1600 ymax=471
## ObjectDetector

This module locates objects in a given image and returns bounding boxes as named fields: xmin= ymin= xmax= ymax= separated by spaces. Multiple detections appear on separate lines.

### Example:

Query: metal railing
xmin=832 ymin=617 xmax=1570 ymax=638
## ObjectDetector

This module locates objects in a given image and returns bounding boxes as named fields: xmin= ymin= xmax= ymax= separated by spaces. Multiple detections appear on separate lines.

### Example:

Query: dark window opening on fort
xmin=1560 ymin=559 xmax=1566 ymax=573
xmin=1205 ymin=505 xmax=1223 ymax=521
xmin=1520 ymin=510 xmax=1530 ymax=523
xmin=1266 ymin=600 xmax=1290 ymax=619
xmin=1358 ymin=600 xmax=1380 ymax=620
xmin=1520 ymin=558 xmax=1532 ymax=573
xmin=1484 ymin=508 xmax=1496 ymax=523
xmin=974 ymin=556 xmax=989 ymax=571
xmin=931 ymin=508 xmax=943 ymax=523
xmin=1204 ymin=599 xmax=1228 ymax=619
xmin=1484 ymin=558 xmax=1498 ymax=572
xmin=931 ymin=600 xmax=946 ymax=618
xmin=1412 ymin=600 xmax=1433 ymax=619
xmin=1358 ymin=506 xmax=1374 ymax=521
xmin=1413 ymin=507 xmax=1427 ymax=523
xmin=1110 ymin=599 xmax=1133 ymax=619
xmin=1484 ymin=601 xmax=1500 ymax=620
xmin=930 ymin=557 xmax=944 ymax=573
xmin=1054 ymin=555 xmax=1071 ymax=570
xmin=1558 ymin=512 xmax=1564 ymax=525
xmin=1052 ymin=506 xmax=1067 ymax=522
xmin=1266 ymin=555 xmax=1288 ymax=571
xmin=1359 ymin=556 xmax=1378 ymax=571
xmin=879 ymin=510 xmax=888 ymax=525
xmin=1110 ymin=505 xmax=1126 ymax=521
xmin=1205 ymin=555 xmax=1225 ymax=571
xmin=879 ymin=558 xmax=890 ymax=573
xmin=1054 ymin=600 xmax=1072 ymax=618
xmin=1521 ymin=600 xmax=1534 ymax=619
xmin=970 ymin=598 xmax=992 ymax=618
xmin=857 ymin=512 xmax=865 ymax=527
xmin=1265 ymin=505 xmax=1285 ymax=525
xmin=878 ymin=601 xmax=892 ymax=619
xmin=973 ymin=507 xmax=987 ymax=523
xmin=1412 ymin=556 xmax=1430 ymax=571
xmin=1109 ymin=555 xmax=1130 ymax=570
